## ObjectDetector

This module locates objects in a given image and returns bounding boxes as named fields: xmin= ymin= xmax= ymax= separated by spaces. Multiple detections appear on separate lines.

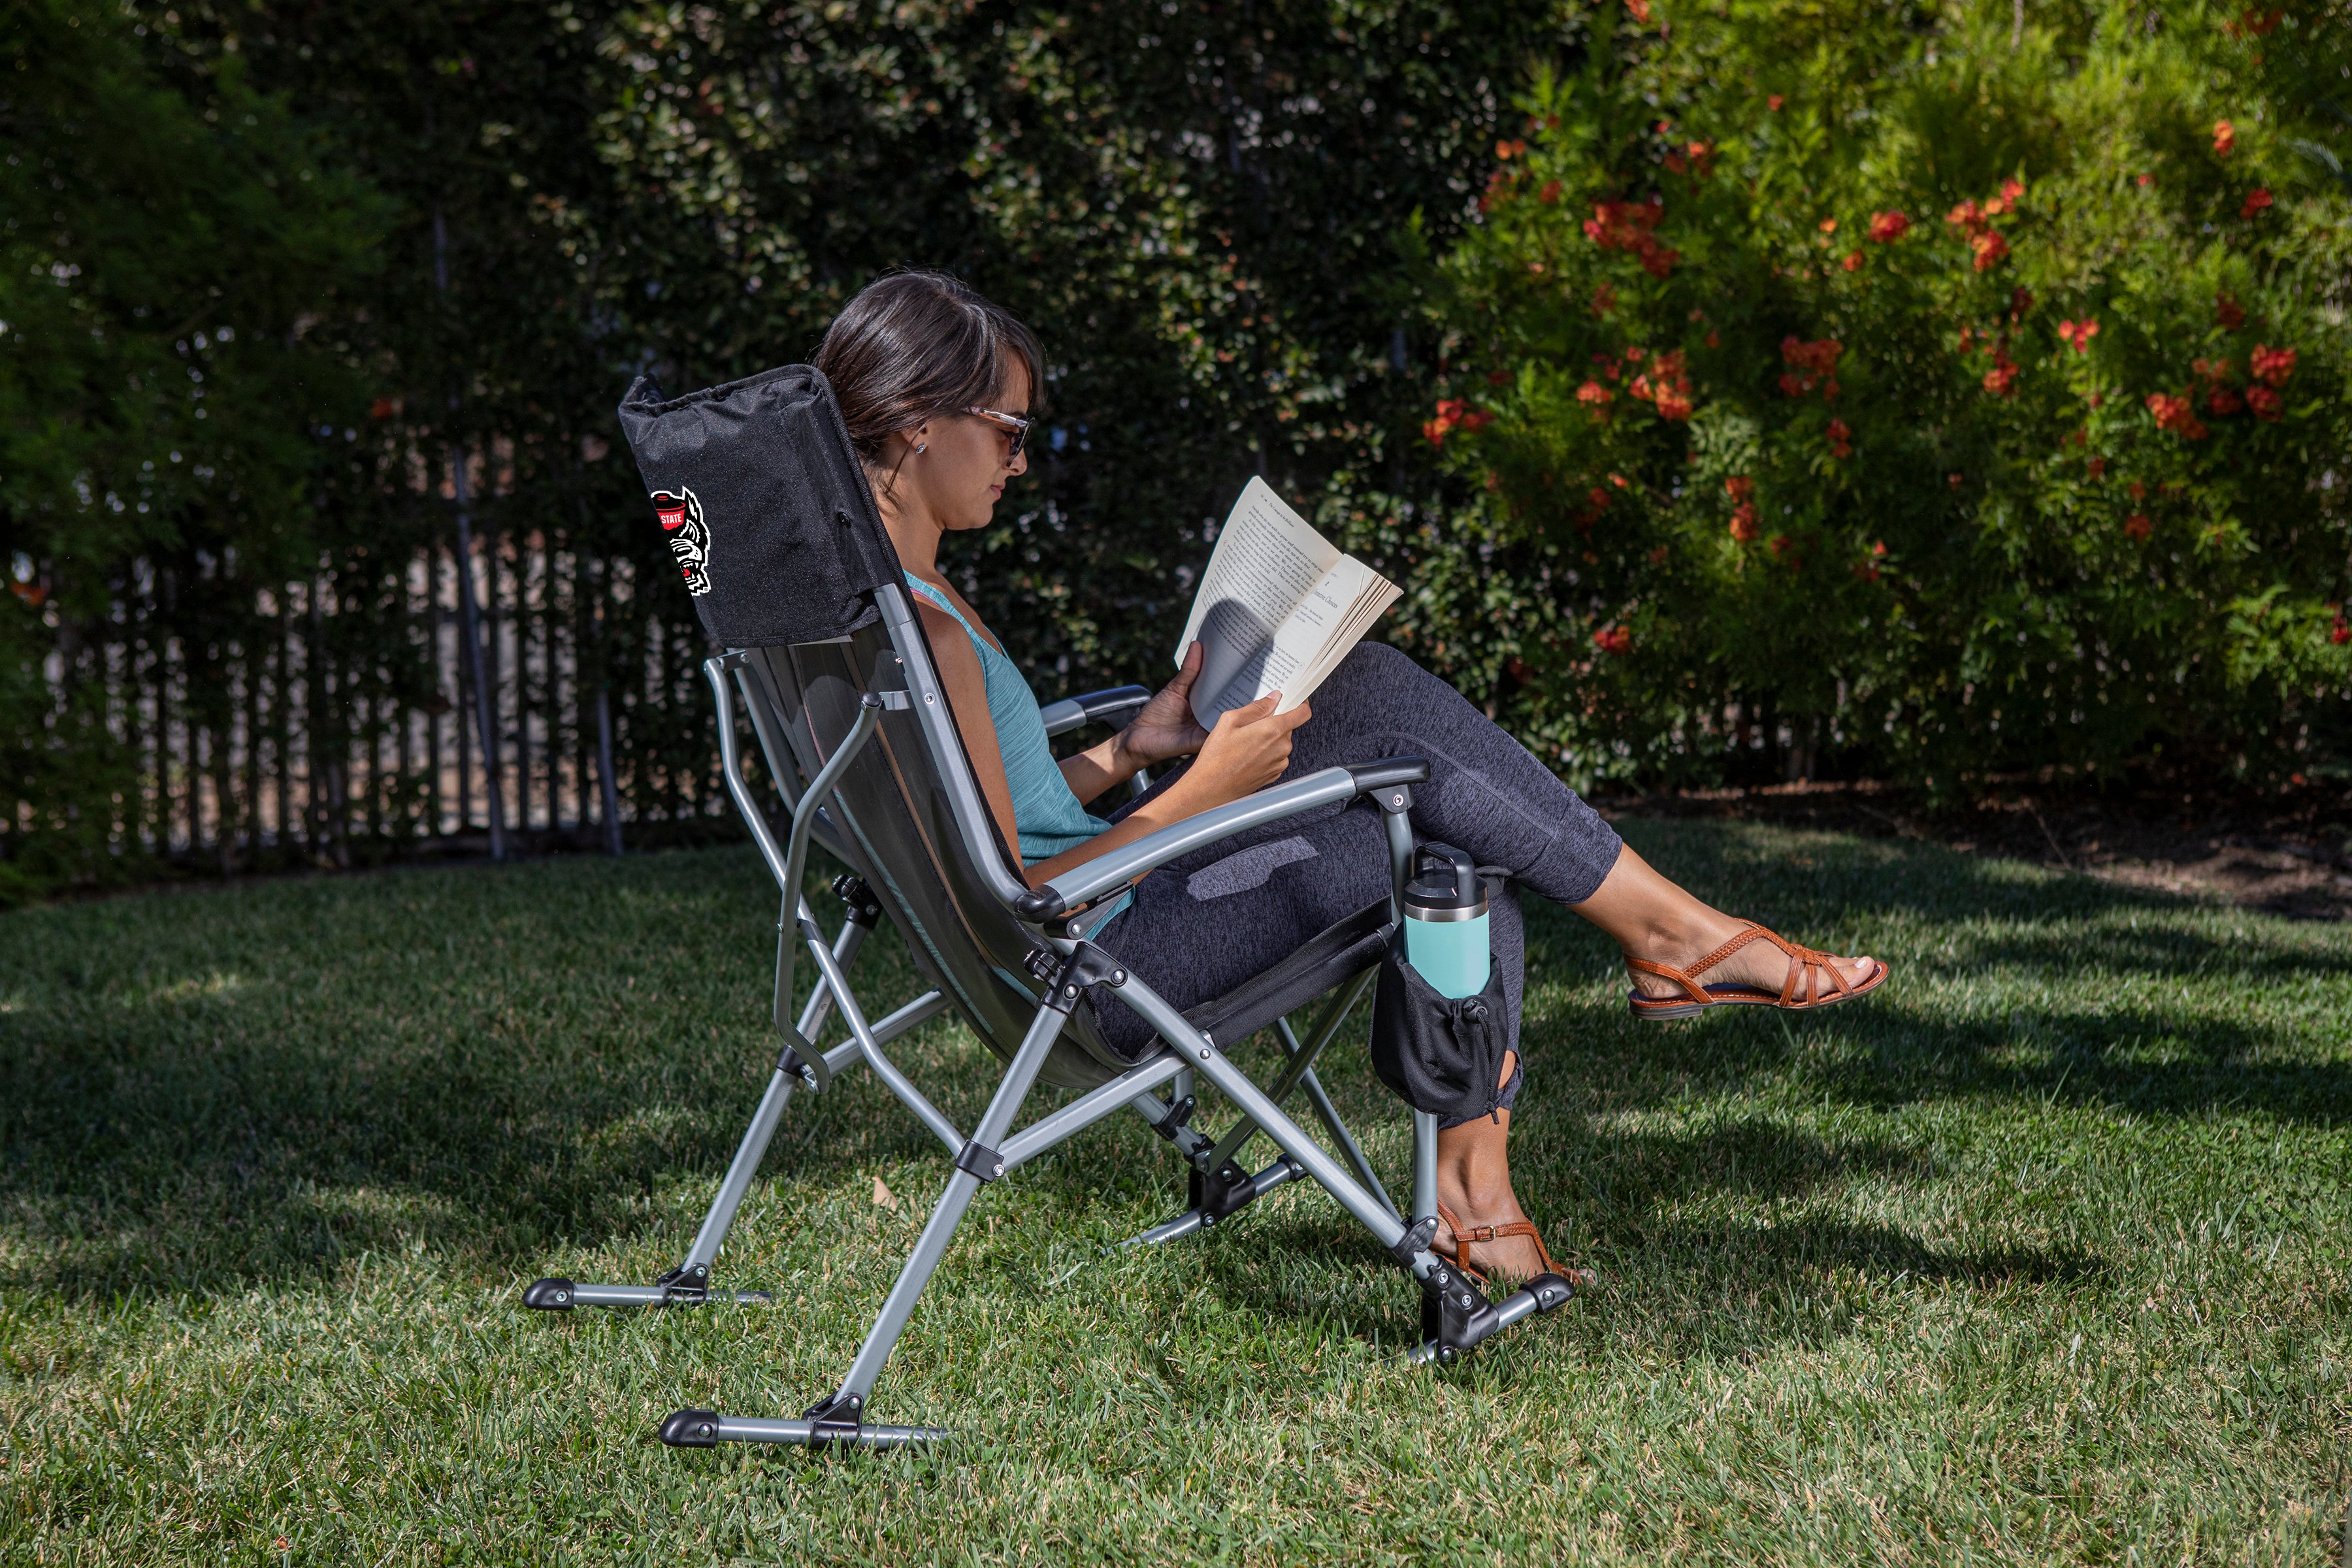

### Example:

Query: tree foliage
xmin=1 ymin=1 xmax=384 ymax=899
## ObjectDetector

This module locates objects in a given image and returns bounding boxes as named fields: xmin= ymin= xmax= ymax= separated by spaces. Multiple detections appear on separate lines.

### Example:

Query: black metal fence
xmin=7 ymin=504 xmax=739 ymax=884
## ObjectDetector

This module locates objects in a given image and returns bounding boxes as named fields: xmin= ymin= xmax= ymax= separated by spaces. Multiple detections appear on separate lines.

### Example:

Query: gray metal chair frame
xmin=527 ymin=581 xmax=1578 ymax=1448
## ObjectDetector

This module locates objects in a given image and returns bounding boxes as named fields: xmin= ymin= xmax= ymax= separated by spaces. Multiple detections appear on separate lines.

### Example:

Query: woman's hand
xmin=1115 ymin=642 xmax=1213 ymax=770
xmin=1171 ymin=691 xmax=1313 ymax=811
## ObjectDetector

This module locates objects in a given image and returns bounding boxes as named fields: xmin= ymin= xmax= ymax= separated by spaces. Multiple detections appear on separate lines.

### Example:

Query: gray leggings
xmin=1090 ymin=643 xmax=1624 ymax=1123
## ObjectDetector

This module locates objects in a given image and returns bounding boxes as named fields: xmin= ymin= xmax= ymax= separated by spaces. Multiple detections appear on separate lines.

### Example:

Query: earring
xmin=915 ymin=442 xmax=927 ymax=454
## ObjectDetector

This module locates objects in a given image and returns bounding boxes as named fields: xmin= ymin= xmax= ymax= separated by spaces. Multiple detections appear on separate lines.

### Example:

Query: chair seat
xmin=1181 ymin=898 xmax=1394 ymax=1050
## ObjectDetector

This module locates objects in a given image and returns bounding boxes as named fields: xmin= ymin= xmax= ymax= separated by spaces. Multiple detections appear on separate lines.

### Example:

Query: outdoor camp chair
xmin=521 ymin=364 xmax=1581 ymax=1449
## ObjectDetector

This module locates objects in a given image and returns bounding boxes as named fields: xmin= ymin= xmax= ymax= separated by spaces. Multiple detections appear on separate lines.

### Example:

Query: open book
xmin=1173 ymin=477 xmax=1402 ymax=730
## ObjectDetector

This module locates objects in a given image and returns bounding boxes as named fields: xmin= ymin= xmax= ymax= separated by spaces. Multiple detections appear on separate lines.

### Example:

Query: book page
xmin=1174 ymin=478 xmax=1343 ymax=727
xmin=1286 ymin=559 xmax=1403 ymax=703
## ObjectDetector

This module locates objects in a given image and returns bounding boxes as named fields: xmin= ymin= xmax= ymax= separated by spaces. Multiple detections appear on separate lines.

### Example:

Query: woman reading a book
xmin=819 ymin=271 xmax=1887 ymax=1286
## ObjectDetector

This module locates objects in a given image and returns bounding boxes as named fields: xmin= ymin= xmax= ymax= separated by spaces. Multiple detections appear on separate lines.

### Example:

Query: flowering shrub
xmin=1408 ymin=0 xmax=2351 ymax=790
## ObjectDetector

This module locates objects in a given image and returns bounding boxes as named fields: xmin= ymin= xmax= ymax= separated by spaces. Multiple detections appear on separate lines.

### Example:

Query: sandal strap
xmin=1436 ymin=1203 xmax=1571 ymax=1283
xmin=1625 ymin=954 xmax=1712 ymax=1007
xmin=1681 ymin=922 xmax=1774 ymax=982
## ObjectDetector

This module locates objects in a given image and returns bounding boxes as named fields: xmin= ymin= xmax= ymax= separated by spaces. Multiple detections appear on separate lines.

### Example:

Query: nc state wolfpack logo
xmin=649 ymin=486 xmax=713 ymax=596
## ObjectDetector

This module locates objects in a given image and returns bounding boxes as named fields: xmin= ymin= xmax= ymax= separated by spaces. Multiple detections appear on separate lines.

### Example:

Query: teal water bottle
xmin=1401 ymin=845 xmax=1490 ymax=1000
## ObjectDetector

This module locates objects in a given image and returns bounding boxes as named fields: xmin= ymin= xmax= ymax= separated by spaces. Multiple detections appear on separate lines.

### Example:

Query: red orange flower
xmin=1779 ymin=336 xmax=1844 ymax=402
xmin=1576 ymin=380 xmax=1614 ymax=415
xmin=1867 ymin=210 xmax=1910 ymax=243
xmin=2057 ymin=318 xmax=2100 ymax=353
xmin=2125 ymin=514 xmax=2153 ymax=540
xmin=1841 ymin=251 xmax=1863 ymax=272
xmin=2213 ymin=120 xmax=2237 ymax=157
xmin=2216 ymin=295 xmax=2246 ymax=329
xmin=2242 ymin=188 xmax=2273 ymax=218
xmin=2087 ymin=457 xmax=2106 ymax=479
xmin=1593 ymin=625 xmax=1633 ymax=655
xmin=1584 ymin=197 xmax=1678 ymax=278
xmin=1538 ymin=178 xmax=1563 ymax=204
xmin=1970 ymin=231 xmax=2010 ymax=270
xmin=2146 ymin=393 xmax=2208 ymax=439
xmin=1767 ymin=95 xmax=1784 ymax=111
xmin=1422 ymin=399 xmax=1493 ymax=447
xmin=2247 ymin=385 xmax=2283 ymax=420
xmin=2251 ymin=344 xmax=2296 ymax=386
xmin=1984 ymin=358 xmax=2019 ymax=397
xmin=1624 ymin=0 xmax=1652 ymax=22
xmin=1827 ymin=417 xmax=1853 ymax=457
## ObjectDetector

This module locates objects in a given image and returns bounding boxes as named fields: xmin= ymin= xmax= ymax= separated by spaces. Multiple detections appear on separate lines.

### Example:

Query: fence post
xmin=435 ymin=201 xmax=505 ymax=862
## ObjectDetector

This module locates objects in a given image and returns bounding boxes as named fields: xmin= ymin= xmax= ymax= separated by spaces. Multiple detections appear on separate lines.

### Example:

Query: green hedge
xmin=1411 ymin=0 xmax=2352 ymax=793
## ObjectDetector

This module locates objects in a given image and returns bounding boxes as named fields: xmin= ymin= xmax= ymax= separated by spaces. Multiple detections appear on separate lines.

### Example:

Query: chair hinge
xmin=1151 ymin=1095 xmax=1196 ymax=1142
xmin=777 ymin=1033 xmax=828 ymax=1094
xmin=1042 ymin=942 xmax=1128 ymax=1015
xmin=831 ymin=874 xmax=883 ymax=927
xmin=802 ymin=1390 xmax=863 ymax=1442
xmin=1388 ymin=1214 xmax=1439 ymax=1269
xmin=954 ymin=1140 xmax=1007 ymax=1183
xmin=652 ymin=1262 xmax=710 ymax=1305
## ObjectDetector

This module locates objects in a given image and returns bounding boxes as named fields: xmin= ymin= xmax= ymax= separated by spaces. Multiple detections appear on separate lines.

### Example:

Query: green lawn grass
xmin=3 ymin=821 xmax=2347 ymax=1563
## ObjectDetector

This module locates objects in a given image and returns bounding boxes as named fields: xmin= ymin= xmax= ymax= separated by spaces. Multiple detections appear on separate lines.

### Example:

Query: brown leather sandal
xmin=1435 ymin=1201 xmax=1598 ymax=1290
xmin=1627 ymin=922 xmax=1887 ymax=1022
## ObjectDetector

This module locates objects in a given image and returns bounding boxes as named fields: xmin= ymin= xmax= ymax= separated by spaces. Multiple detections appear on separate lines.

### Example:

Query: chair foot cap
xmin=660 ymin=1409 xmax=722 ymax=1448
xmin=521 ymin=1277 xmax=576 ymax=1311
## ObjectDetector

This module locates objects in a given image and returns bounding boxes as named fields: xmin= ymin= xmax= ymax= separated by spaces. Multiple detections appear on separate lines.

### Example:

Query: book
xmin=1173 ymin=476 xmax=1403 ymax=730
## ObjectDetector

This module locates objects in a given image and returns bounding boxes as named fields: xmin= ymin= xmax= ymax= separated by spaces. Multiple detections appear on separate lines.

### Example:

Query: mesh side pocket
xmin=1368 ymin=934 xmax=1511 ymax=1121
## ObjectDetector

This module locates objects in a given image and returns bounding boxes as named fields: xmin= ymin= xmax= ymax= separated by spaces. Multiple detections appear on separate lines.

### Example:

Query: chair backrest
xmin=619 ymin=363 xmax=1139 ymax=1091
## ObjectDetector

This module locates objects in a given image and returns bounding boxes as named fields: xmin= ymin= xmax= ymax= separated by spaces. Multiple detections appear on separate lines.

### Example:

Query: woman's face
xmin=902 ymin=359 xmax=1031 ymax=534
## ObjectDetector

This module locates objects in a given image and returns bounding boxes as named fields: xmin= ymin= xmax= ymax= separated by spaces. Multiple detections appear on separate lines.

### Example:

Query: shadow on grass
xmin=0 ymin=825 xmax=2341 ymax=1311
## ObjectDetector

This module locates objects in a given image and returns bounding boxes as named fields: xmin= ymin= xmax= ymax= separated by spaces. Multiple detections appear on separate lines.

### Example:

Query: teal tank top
xmin=902 ymin=579 xmax=1130 ymax=926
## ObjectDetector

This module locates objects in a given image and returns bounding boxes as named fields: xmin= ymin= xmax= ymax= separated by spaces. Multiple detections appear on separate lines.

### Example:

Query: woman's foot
xmin=1624 ymin=913 xmax=1880 ymax=1004
xmin=1433 ymin=1087 xmax=1563 ymax=1284
xmin=1432 ymin=1196 xmax=1553 ymax=1284
xmin=1567 ymin=845 xmax=1879 ymax=1007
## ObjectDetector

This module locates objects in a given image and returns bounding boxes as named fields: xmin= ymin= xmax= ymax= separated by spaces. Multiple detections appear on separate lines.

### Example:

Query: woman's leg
xmin=1101 ymin=642 xmax=1877 ymax=1277
xmin=1281 ymin=644 xmax=1879 ymax=1001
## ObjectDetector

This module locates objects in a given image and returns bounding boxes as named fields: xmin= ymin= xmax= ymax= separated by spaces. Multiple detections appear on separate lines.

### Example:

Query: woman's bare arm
xmin=924 ymin=604 xmax=1309 ymax=892
xmin=916 ymin=600 xmax=1026 ymax=864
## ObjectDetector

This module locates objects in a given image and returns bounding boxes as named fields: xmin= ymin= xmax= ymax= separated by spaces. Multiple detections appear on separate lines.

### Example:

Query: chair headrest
xmin=617 ymin=364 xmax=904 ymax=647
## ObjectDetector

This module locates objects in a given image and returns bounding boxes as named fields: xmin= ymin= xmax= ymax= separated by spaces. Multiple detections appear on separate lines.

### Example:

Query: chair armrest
xmin=1011 ymin=757 xmax=1429 ymax=920
xmin=1038 ymin=685 xmax=1152 ymax=738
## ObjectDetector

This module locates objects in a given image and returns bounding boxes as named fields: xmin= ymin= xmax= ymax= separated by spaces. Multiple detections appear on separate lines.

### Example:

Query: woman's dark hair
xmin=815 ymin=271 xmax=1044 ymax=466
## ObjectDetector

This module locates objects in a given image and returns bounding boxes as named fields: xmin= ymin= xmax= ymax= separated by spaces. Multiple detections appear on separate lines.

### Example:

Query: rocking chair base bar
xmin=659 ymin=1408 xmax=949 ymax=1448
xmin=1405 ymin=1271 xmax=1580 ymax=1365
xmin=523 ymin=1278 xmax=775 ymax=1310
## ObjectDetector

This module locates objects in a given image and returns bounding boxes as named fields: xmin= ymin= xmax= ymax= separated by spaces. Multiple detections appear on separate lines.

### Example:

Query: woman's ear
xmin=911 ymin=421 xmax=930 ymax=455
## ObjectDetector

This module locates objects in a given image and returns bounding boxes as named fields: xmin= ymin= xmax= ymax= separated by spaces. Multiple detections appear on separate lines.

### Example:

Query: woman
xmin=815 ymin=272 xmax=1886 ymax=1285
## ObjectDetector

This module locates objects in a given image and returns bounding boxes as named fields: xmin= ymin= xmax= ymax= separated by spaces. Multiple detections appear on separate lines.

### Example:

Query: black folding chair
xmin=522 ymin=364 xmax=1580 ymax=1449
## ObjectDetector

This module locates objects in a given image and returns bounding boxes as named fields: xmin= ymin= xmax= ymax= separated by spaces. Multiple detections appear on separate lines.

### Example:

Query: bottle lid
xmin=1403 ymin=845 xmax=1487 ymax=919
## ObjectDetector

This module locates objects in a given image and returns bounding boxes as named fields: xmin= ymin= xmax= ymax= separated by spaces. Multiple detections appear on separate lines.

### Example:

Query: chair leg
xmin=1124 ymin=971 xmax=1387 ymax=1243
xmin=661 ymin=973 xmax=1077 ymax=1447
xmin=1117 ymin=972 xmax=1581 ymax=1365
xmin=523 ymin=913 xmax=947 ymax=1312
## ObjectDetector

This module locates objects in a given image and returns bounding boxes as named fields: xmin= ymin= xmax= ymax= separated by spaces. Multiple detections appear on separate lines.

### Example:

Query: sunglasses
xmin=964 ymin=405 xmax=1032 ymax=459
